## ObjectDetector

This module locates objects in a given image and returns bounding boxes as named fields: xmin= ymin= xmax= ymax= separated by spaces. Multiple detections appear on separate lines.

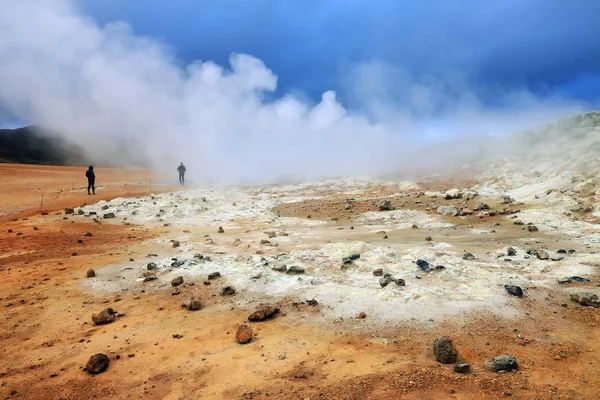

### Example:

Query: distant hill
xmin=0 ymin=126 xmax=87 ymax=165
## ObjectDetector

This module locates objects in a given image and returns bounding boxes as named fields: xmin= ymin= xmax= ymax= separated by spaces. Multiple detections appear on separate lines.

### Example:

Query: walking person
xmin=177 ymin=162 xmax=186 ymax=185
xmin=86 ymin=165 xmax=96 ymax=195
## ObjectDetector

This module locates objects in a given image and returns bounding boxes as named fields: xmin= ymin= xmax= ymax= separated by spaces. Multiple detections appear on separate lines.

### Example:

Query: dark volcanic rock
xmin=218 ymin=226 xmax=225 ymax=233
xmin=146 ymin=262 xmax=157 ymax=270
xmin=416 ymin=259 xmax=430 ymax=271
xmin=248 ymin=305 xmax=279 ymax=321
xmin=527 ymin=225 xmax=539 ymax=232
xmin=92 ymin=308 xmax=116 ymax=325
xmin=221 ymin=286 xmax=236 ymax=296
xmin=103 ymin=213 xmax=115 ymax=219
xmin=454 ymin=363 xmax=471 ymax=373
xmin=171 ymin=276 xmax=184 ymax=287
xmin=85 ymin=354 xmax=110 ymax=374
xmin=570 ymin=292 xmax=600 ymax=307
xmin=86 ymin=269 xmax=96 ymax=278
xmin=507 ymin=247 xmax=517 ymax=256
xmin=236 ymin=324 xmax=253 ymax=344
xmin=181 ymin=297 xmax=202 ymax=310
xmin=484 ymin=355 xmax=518 ymax=372
xmin=504 ymin=285 xmax=523 ymax=297
xmin=64 ymin=208 xmax=74 ymax=214
xmin=462 ymin=252 xmax=475 ymax=261
xmin=433 ymin=336 xmax=458 ymax=364
xmin=208 ymin=272 xmax=221 ymax=280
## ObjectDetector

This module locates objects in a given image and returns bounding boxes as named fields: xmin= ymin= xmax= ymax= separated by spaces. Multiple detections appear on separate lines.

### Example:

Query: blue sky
xmin=78 ymin=0 xmax=600 ymax=106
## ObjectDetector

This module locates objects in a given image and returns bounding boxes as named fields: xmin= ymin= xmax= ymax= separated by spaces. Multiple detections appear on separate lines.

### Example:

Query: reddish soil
xmin=0 ymin=165 xmax=599 ymax=399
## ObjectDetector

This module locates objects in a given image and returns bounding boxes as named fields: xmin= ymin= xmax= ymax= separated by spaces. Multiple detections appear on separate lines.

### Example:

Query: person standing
xmin=177 ymin=162 xmax=186 ymax=185
xmin=86 ymin=165 xmax=96 ymax=195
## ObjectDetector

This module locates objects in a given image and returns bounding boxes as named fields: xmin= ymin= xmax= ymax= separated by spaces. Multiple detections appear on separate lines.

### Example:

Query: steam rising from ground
xmin=0 ymin=0 xmax=587 ymax=183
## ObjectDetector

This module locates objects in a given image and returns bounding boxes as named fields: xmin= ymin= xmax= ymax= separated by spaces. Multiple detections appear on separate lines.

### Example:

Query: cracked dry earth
xmin=0 ymin=164 xmax=599 ymax=400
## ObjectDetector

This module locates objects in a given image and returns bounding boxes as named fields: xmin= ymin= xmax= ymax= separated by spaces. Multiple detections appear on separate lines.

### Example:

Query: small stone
xmin=218 ymin=226 xmax=225 ymax=233
xmin=85 ymin=354 xmax=109 ymax=374
xmin=64 ymin=208 xmax=75 ymax=214
xmin=372 ymin=268 xmax=383 ymax=276
xmin=208 ymin=272 xmax=221 ymax=280
xmin=484 ymin=355 xmax=518 ymax=372
xmin=92 ymin=308 xmax=117 ymax=325
xmin=425 ymin=236 xmax=432 ymax=241
xmin=147 ymin=262 xmax=157 ymax=270
xmin=172 ymin=333 xmax=183 ymax=339
xmin=433 ymin=336 xmax=458 ymax=364
xmin=103 ymin=213 xmax=115 ymax=219
xmin=437 ymin=205 xmax=460 ymax=217
xmin=416 ymin=259 xmax=431 ymax=271
xmin=537 ymin=250 xmax=549 ymax=260
xmin=84 ymin=232 xmax=93 ymax=237
xmin=221 ymin=286 xmax=236 ymax=296
xmin=454 ymin=363 xmax=471 ymax=373
xmin=286 ymin=266 xmax=305 ymax=274
xmin=570 ymin=292 xmax=600 ymax=307
xmin=527 ymin=225 xmax=539 ymax=232
xmin=171 ymin=276 xmax=184 ymax=287
xmin=181 ymin=297 xmax=202 ymax=310
xmin=379 ymin=200 xmax=392 ymax=211
xmin=236 ymin=324 xmax=253 ymax=344
xmin=172 ymin=240 xmax=180 ymax=248
xmin=172 ymin=287 xmax=180 ymax=295
xmin=507 ymin=247 xmax=517 ymax=256
xmin=248 ymin=305 xmax=279 ymax=321
xmin=272 ymin=265 xmax=287 ymax=272
xmin=86 ymin=269 xmax=96 ymax=278
xmin=462 ymin=252 xmax=475 ymax=260
xmin=358 ymin=312 xmax=366 ymax=319
xmin=505 ymin=285 xmax=523 ymax=297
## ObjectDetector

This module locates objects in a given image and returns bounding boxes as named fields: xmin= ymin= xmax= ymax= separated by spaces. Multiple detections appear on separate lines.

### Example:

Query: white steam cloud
xmin=0 ymin=0 xmax=587 ymax=183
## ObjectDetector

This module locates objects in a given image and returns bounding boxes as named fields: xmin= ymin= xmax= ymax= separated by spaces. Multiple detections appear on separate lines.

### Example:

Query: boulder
xmin=570 ymin=292 xmax=600 ymax=307
xmin=171 ymin=276 xmax=184 ymax=287
xmin=181 ymin=297 xmax=202 ymax=310
xmin=85 ymin=354 xmax=110 ymax=374
xmin=379 ymin=200 xmax=393 ymax=211
xmin=248 ymin=305 xmax=279 ymax=321
xmin=484 ymin=355 xmax=518 ymax=372
xmin=92 ymin=308 xmax=117 ymax=325
xmin=433 ymin=336 xmax=458 ymax=364
xmin=437 ymin=206 xmax=460 ymax=217
xmin=236 ymin=324 xmax=253 ymax=344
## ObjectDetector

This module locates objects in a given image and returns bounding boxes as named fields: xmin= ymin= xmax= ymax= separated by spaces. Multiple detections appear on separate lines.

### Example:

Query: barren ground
xmin=0 ymin=164 xmax=599 ymax=400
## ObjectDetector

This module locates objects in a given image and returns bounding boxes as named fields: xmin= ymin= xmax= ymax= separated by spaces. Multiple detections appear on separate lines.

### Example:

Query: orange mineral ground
xmin=0 ymin=163 xmax=599 ymax=400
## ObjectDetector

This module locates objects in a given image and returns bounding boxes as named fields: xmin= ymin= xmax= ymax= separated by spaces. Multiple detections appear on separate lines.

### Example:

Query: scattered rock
xmin=171 ymin=260 xmax=185 ymax=267
xmin=208 ymin=272 xmax=221 ymax=280
xmin=425 ymin=236 xmax=432 ymax=241
xmin=172 ymin=287 xmax=180 ymax=295
xmin=286 ymin=266 xmax=305 ymax=274
xmin=172 ymin=240 xmax=180 ymax=248
xmin=462 ymin=252 xmax=475 ymax=261
xmin=103 ymin=213 xmax=115 ymax=219
xmin=248 ymin=305 xmax=279 ymax=321
xmin=171 ymin=276 xmax=184 ymax=287
xmin=218 ymin=226 xmax=225 ymax=233
xmin=454 ymin=363 xmax=471 ymax=373
xmin=437 ymin=205 xmax=460 ymax=217
xmin=64 ymin=208 xmax=74 ymax=215
xmin=507 ymin=247 xmax=517 ymax=256
xmin=307 ymin=299 xmax=319 ymax=306
xmin=147 ymin=262 xmax=157 ymax=270
xmin=221 ymin=286 xmax=236 ymax=296
xmin=527 ymin=225 xmax=539 ymax=232
xmin=86 ymin=269 xmax=96 ymax=278
xmin=143 ymin=275 xmax=157 ymax=282
xmin=570 ymin=292 xmax=600 ymax=307
xmin=379 ymin=277 xmax=405 ymax=288
xmin=537 ymin=250 xmax=549 ymax=260
xmin=236 ymin=324 xmax=253 ymax=344
xmin=181 ymin=297 xmax=202 ymax=310
xmin=92 ymin=308 xmax=117 ymax=325
xmin=358 ymin=312 xmax=366 ymax=319
xmin=372 ymin=268 xmax=383 ymax=276
xmin=379 ymin=200 xmax=393 ymax=211
xmin=460 ymin=208 xmax=473 ymax=216
xmin=83 ymin=232 xmax=93 ymax=237
xmin=416 ymin=259 xmax=430 ymax=271
xmin=85 ymin=354 xmax=109 ymax=374
xmin=272 ymin=265 xmax=287 ymax=272
xmin=433 ymin=336 xmax=458 ymax=364
xmin=172 ymin=333 xmax=183 ymax=339
xmin=504 ymin=285 xmax=523 ymax=297
xmin=484 ymin=355 xmax=518 ymax=372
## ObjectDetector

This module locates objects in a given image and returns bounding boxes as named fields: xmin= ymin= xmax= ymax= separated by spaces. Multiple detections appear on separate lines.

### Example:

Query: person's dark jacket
xmin=86 ymin=169 xmax=95 ymax=180
xmin=177 ymin=165 xmax=186 ymax=174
